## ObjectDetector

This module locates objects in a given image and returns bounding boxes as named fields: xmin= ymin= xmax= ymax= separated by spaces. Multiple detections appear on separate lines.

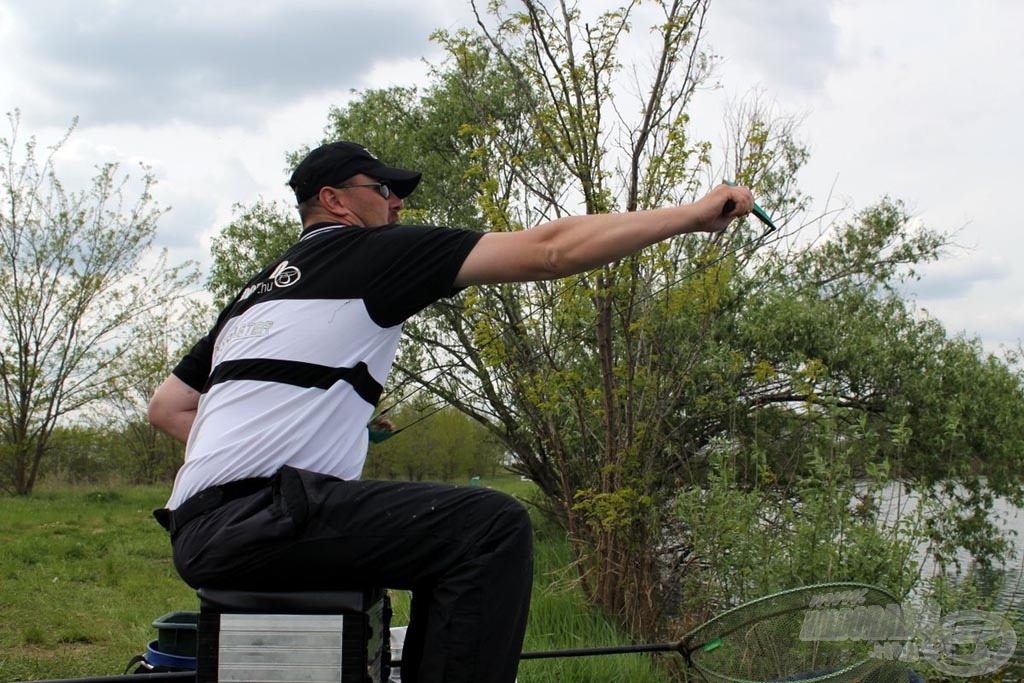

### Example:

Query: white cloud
xmin=683 ymin=0 xmax=1024 ymax=349
xmin=1 ymin=0 xmax=455 ymax=127
xmin=908 ymin=254 xmax=1011 ymax=301
xmin=709 ymin=0 xmax=839 ymax=93
xmin=2 ymin=0 xmax=1021 ymax=351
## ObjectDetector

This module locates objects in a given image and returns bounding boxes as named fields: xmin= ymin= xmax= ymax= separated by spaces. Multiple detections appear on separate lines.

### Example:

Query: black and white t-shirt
xmin=165 ymin=222 xmax=483 ymax=508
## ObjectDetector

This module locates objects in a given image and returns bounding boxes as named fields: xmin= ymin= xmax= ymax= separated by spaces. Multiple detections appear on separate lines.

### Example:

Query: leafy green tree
xmin=364 ymin=402 xmax=505 ymax=482
xmin=0 ymin=112 xmax=199 ymax=495
xmin=723 ymin=199 xmax=1024 ymax=568
xmin=41 ymin=425 xmax=128 ymax=484
xmin=96 ymin=298 xmax=212 ymax=483
xmin=383 ymin=0 xmax=760 ymax=633
xmin=360 ymin=1 xmax=1022 ymax=637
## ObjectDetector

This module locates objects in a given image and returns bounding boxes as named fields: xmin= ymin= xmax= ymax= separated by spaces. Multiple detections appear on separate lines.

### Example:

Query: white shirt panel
xmin=213 ymin=298 xmax=398 ymax=381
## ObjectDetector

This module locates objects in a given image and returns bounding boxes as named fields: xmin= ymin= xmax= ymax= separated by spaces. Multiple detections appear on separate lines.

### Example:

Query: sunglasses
xmin=336 ymin=182 xmax=391 ymax=199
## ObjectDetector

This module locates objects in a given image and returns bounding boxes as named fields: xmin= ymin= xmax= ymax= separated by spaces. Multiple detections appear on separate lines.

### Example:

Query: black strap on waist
xmin=153 ymin=477 xmax=272 ymax=536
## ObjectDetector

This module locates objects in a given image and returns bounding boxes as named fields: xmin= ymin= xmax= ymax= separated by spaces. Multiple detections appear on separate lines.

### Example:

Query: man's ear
xmin=318 ymin=186 xmax=354 ymax=221
xmin=318 ymin=186 xmax=343 ymax=211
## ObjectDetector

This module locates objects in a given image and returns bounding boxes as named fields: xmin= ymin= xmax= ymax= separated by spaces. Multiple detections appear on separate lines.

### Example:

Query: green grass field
xmin=0 ymin=477 xmax=666 ymax=682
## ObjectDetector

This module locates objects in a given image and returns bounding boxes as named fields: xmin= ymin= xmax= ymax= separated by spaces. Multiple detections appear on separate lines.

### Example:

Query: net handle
xmin=518 ymin=640 xmax=685 ymax=660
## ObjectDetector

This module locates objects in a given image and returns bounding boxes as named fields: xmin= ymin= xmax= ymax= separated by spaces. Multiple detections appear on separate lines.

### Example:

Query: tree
xmin=387 ymin=0 xmax=747 ymax=634
xmin=298 ymin=0 xmax=761 ymax=632
xmin=724 ymin=199 xmax=1024 ymax=569
xmin=0 ymin=112 xmax=199 ymax=494
xmin=364 ymin=401 xmax=505 ymax=482
xmin=97 ymin=297 xmax=211 ymax=483
xmin=39 ymin=423 xmax=142 ymax=485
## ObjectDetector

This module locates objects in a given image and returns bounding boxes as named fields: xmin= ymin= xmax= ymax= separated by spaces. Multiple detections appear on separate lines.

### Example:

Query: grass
xmin=0 ymin=485 xmax=194 ymax=681
xmin=0 ymin=476 xmax=665 ymax=682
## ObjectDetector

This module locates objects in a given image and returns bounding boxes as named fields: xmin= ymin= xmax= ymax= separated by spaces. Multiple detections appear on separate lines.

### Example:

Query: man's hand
xmin=692 ymin=183 xmax=755 ymax=234
xmin=369 ymin=416 xmax=396 ymax=432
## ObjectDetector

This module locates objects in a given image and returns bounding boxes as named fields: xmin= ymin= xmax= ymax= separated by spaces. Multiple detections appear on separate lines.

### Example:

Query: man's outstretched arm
xmin=455 ymin=183 xmax=754 ymax=287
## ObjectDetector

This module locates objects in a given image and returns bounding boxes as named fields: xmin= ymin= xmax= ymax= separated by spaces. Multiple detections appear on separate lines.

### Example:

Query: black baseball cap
xmin=288 ymin=141 xmax=422 ymax=204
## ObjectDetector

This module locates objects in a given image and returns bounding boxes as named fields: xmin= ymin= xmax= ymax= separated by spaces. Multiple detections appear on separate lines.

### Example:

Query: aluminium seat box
xmin=196 ymin=587 xmax=389 ymax=683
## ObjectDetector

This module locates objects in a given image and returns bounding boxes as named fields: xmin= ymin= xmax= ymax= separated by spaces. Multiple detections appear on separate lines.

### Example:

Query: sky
xmin=1 ymin=0 xmax=1021 ymax=354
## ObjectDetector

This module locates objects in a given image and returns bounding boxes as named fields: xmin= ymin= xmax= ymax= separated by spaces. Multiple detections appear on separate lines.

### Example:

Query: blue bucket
xmin=145 ymin=639 xmax=196 ymax=671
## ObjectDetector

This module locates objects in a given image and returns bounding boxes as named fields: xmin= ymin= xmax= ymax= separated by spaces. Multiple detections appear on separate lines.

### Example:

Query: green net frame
xmin=682 ymin=583 xmax=911 ymax=683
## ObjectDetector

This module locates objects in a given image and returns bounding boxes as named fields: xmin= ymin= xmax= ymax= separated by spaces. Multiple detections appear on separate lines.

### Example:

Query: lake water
xmin=878 ymin=483 xmax=1024 ymax=680
xmin=978 ymin=503 xmax=1024 ymax=681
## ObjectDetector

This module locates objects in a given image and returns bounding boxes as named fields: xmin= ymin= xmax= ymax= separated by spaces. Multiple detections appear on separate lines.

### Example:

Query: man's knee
xmin=477 ymin=489 xmax=532 ymax=552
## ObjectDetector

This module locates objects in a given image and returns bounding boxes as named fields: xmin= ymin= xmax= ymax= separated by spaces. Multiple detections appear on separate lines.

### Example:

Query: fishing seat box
xmin=196 ymin=587 xmax=390 ymax=683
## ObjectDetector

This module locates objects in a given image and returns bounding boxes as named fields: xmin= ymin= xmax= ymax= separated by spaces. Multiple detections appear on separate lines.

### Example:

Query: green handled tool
xmin=723 ymin=180 xmax=777 ymax=233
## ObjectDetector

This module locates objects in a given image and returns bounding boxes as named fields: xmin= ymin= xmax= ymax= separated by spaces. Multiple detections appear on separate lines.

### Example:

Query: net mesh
xmin=683 ymin=583 xmax=914 ymax=683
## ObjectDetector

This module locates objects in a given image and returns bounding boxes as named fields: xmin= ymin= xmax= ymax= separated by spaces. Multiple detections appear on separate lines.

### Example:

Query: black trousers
xmin=168 ymin=466 xmax=533 ymax=683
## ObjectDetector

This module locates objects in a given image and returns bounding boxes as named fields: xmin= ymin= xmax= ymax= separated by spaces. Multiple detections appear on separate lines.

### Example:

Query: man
xmin=148 ymin=141 xmax=755 ymax=683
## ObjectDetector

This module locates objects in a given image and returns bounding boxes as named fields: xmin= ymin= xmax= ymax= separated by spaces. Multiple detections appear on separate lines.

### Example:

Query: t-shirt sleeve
xmin=171 ymin=282 xmax=255 ymax=392
xmin=359 ymin=225 xmax=484 ymax=327
xmin=172 ymin=334 xmax=214 ymax=392
xmin=170 ymin=299 xmax=243 ymax=392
